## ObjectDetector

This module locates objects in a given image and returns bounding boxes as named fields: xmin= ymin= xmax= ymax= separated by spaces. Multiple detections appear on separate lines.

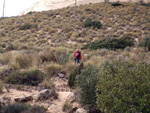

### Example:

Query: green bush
xmin=84 ymin=19 xmax=102 ymax=29
xmin=22 ymin=105 xmax=46 ymax=113
xmin=76 ymin=66 xmax=99 ymax=109
xmin=0 ymin=80 xmax=3 ymax=93
xmin=97 ymin=61 xmax=150 ymax=113
xmin=68 ymin=62 xmax=84 ymax=87
xmin=141 ymin=3 xmax=150 ymax=7
xmin=1 ymin=103 xmax=46 ymax=113
xmin=19 ymin=24 xmax=37 ymax=30
xmin=5 ymin=69 xmax=45 ymax=86
xmin=82 ymin=36 xmax=134 ymax=50
xmin=2 ymin=103 xmax=29 ymax=113
xmin=58 ymin=53 xmax=69 ymax=65
xmin=144 ymin=37 xmax=150 ymax=51
xmin=0 ymin=47 xmax=4 ymax=53
xmin=112 ymin=3 xmax=123 ymax=7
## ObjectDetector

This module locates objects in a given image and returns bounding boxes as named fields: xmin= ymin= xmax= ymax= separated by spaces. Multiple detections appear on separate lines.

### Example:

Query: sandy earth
xmin=0 ymin=76 xmax=77 ymax=113
xmin=20 ymin=0 xmax=150 ymax=15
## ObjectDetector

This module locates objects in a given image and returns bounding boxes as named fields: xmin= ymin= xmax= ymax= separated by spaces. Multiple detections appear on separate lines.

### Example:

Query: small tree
xmin=84 ymin=19 xmax=102 ymax=29
xmin=76 ymin=66 xmax=99 ymax=109
xmin=68 ymin=62 xmax=84 ymax=87
xmin=97 ymin=61 xmax=150 ymax=113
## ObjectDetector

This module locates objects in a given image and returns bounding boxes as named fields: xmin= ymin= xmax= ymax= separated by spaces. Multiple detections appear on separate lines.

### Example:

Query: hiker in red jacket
xmin=74 ymin=49 xmax=82 ymax=63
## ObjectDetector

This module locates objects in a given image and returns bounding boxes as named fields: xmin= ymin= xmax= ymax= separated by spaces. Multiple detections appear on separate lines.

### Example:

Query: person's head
xmin=76 ymin=49 xmax=79 ymax=52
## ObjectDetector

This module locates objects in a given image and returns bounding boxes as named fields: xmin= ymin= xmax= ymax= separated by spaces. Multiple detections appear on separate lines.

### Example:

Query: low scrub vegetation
xmin=143 ymin=37 xmax=150 ymax=51
xmin=19 ymin=24 xmax=38 ymax=30
xmin=76 ymin=65 xmax=99 ymax=109
xmin=82 ymin=36 xmax=134 ymax=50
xmin=10 ymin=53 xmax=33 ymax=69
xmin=0 ymin=80 xmax=3 ymax=93
xmin=68 ymin=62 xmax=84 ymax=87
xmin=112 ymin=2 xmax=123 ymax=7
xmin=43 ymin=62 xmax=62 ymax=75
xmin=97 ymin=61 xmax=150 ymax=113
xmin=0 ymin=103 xmax=46 ymax=113
xmin=84 ymin=19 xmax=102 ymax=29
xmin=5 ymin=69 xmax=45 ymax=86
xmin=62 ymin=100 xmax=73 ymax=112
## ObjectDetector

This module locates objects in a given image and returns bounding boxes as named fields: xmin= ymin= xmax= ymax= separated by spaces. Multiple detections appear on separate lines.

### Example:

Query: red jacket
xmin=74 ymin=51 xmax=82 ymax=60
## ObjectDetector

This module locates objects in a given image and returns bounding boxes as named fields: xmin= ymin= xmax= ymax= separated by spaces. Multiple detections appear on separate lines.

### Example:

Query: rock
xmin=89 ymin=108 xmax=101 ymax=113
xmin=58 ymin=73 xmax=65 ymax=78
xmin=14 ymin=96 xmax=33 ymax=102
xmin=68 ymin=107 xmax=78 ymax=113
xmin=37 ymin=89 xmax=52 ymax=100
xmin=66 ymin=92 xmax=76 ymax=103
xmin=32 ymin=94 xmax=39 ymax=101
xmin=75 ymin=108 xmax=87 ymax=113
xmin=41 ymin=103 xmax=50 ymax=108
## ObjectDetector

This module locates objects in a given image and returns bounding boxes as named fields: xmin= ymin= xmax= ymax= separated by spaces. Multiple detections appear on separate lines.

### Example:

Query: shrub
xmin=22 ymin=105 xmax=46 ymax=113
xmin=112 ymin=3 xmax=123 ymax=7
xmin=82 ymin=36 xmax=134 ymax=50
xmin=141 ymin=3 xmax=150 ymax=7
xmin=62 ymin=100 xmax=73 ymax=112
xmin=84 ymin=19 xmax=102 ymax=29
xmin=27 ymin=11 xmax=34 ymax=15
xmin=2 ymin=103 xmax=46 ymax=113
xmin=143 ymin=37 xmax=150 ymax=51
xmin=2 ymin=103 xmax=29 ymax=113
xmin=76 ymin=66 xmax=99 ymax=109
xmin=5 ymin=43 xmax=16 ymax=51
xmin=37 ymin=51 xmax=57 ymax=65
xmin=5 ymin=69 xmax=45 ymax=86
xmin=68 ymin=62 xmax=84 ymax=87
xmin=0 ymin=80 xmax=3 ymax=93
xmin=0 ymin=47 xmax=4 ymax=53
xmin=41 ymin=78 xmax=55 ymax=89
xmin=0 ymin=52 xmax=12 ymax=65
xmin=19 ymin=24 xmax=37 ymax=30
xmin=43 ymin=62 xmax=62 ymax=75
xmin=58 ymin=53 xmax=69 ymax=65
xmin=64 ymin=61 xmax=76 ymax=76
xmin=97 ymin=61 xmax=150 ymax=113
xmin=10 ymin=53 xmax=33 ymax=69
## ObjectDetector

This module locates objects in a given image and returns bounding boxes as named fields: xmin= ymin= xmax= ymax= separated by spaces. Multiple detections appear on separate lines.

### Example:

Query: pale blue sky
xmin=0 ymin=0 xmax=39 ymax=17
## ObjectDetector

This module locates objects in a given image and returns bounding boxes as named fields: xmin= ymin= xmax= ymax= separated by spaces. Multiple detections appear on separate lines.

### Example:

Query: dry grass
xmin=0 ymin=80 xmax=3 ymax=93
xmin=43 ymin=62 xmax=62 ymax=75
xmin=0 ymin=2 xmax=149 ymax=50
xmin=62 ymin=100 xmax=73 ymax=112
xmin=41 ymin=78 xmax=55 ymax=89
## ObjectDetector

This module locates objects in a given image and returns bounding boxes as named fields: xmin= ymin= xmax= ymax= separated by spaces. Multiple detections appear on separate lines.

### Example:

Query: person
xmin=74 ymin=49 xmax=82 ymax=63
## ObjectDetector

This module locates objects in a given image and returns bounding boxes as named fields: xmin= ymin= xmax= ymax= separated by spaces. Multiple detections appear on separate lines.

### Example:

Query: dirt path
xmin=0 ymin=76 xmax=78 ymax=113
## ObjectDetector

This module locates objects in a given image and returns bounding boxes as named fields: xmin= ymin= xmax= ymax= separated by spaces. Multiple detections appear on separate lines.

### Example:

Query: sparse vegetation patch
xmin=84 ymin=19 xmax=102 ymax=29
xmin=5 ymin=69 xmax=45 ymax=86
xmin=82 ymin=36 xmax=134 ymax=50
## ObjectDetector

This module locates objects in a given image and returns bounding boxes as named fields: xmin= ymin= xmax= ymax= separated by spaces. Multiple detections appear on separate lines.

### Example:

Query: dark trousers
xmin=74 ymin=58 xmax=80 ymax=63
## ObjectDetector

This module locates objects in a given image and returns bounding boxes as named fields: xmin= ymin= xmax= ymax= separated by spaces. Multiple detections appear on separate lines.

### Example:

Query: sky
xmin=0 ymin=0 xmax=39 ymax=17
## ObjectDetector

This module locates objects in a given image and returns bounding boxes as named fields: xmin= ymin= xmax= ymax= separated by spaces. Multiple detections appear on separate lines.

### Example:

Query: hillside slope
xmin=0 ymin=2 xmax=150 ymax=51
xmin=20 ymin=0 xmax=150 ymax=15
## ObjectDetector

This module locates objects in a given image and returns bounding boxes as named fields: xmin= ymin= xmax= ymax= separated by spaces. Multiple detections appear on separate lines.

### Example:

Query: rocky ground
xmin=0 ymin=73 xmax=86 ymax=113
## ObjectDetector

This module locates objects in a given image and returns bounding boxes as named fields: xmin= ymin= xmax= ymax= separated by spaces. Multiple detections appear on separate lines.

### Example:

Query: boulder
xmin=58 ymin=73 xmax=65 ymax=78
xmin=75 ymin=108 xmax=87 ymax=113
xmin=68 ymin=107 xmax=78 ymax=113
xmin=32 ymin=94 xmax=39 ymax=101
xmin=14 ymin=96 xmax=33 ymax=102
xmin=66 ymin=92 xmax=76 ymax=103
xmin=37 ymin=89 xmax=52 ymax=100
